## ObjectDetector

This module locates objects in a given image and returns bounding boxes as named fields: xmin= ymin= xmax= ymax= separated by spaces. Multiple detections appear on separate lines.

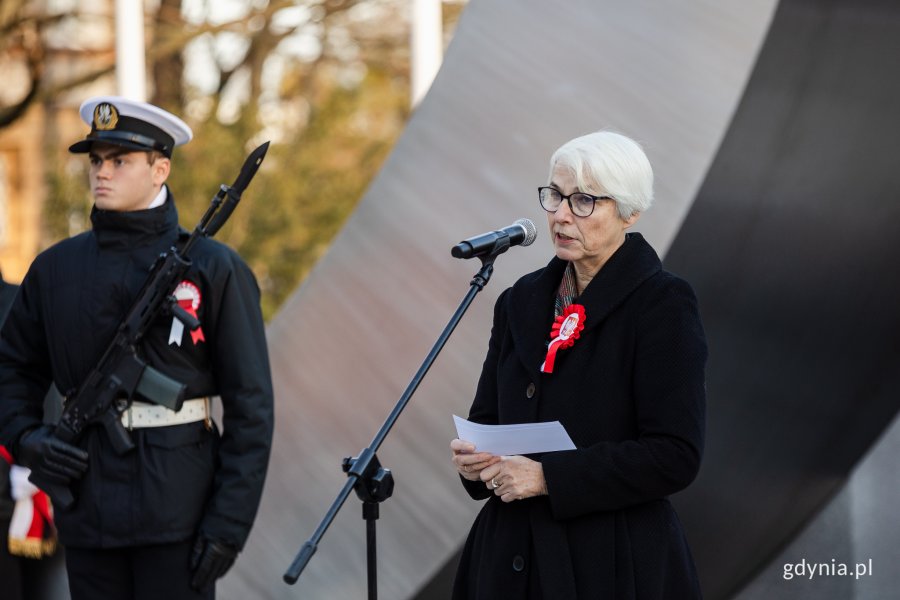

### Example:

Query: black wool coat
xmin=0 ymin=277 xmax=17 ymax=521
xmin=453 ymin=233 xmax=707 ymax=600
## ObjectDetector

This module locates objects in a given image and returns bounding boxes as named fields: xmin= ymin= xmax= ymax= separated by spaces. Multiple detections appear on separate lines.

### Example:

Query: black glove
xmin=190 ymin=535 xmax=238 ymax=591
xmin=17 ymin=425 xmax=89 ymax=485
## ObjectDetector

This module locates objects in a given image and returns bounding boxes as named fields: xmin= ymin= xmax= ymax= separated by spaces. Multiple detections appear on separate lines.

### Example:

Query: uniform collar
xmin=147 ymin=184 xmax=168 ymax=209
xmin=90 ymin=190 xmax=180 ymax=249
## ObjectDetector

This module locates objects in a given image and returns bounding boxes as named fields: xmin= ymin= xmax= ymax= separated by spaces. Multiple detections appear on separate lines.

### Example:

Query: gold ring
xmin=491 ymin=478 xmax=500 ymax=489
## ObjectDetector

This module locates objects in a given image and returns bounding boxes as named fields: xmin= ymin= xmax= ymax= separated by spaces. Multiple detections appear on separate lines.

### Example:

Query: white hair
xmin=548 ymin=131 xmax=654 ymax=219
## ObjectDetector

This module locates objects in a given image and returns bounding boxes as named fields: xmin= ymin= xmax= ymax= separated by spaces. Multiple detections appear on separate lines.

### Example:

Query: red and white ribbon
xmin=540 ymin=304 xmax=586 ymax=373
xmin=168 ymin=280 xmax=206 ymax=346
xmin=2 ymin=445 xmax=57 ymax=558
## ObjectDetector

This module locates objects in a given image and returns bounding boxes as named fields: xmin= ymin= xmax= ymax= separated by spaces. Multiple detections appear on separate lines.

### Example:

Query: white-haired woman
xmin=450 ymin=131 xmax=707 ymax=599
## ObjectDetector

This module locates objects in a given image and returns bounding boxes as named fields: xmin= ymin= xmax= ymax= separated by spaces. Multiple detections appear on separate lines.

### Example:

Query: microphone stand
xmin=284 ymin=253 xmax=500 ymax=599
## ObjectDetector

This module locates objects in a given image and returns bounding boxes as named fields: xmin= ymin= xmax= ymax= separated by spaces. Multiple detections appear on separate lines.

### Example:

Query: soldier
xmin=0 ymin=97 xmax=274 ymax=599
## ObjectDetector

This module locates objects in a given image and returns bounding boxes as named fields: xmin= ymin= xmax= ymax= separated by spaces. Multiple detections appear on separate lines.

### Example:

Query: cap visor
xmin=68 ymin=138 xmax=157 ymax=154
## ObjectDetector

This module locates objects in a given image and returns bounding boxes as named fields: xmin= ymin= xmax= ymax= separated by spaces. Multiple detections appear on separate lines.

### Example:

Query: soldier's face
xmin=88 ymin=143 xmax=170 ymax=212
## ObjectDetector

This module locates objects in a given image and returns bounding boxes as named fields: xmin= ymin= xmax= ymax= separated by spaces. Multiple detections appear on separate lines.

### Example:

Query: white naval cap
xmin=68 ymin=96 xmax=193 ymax=158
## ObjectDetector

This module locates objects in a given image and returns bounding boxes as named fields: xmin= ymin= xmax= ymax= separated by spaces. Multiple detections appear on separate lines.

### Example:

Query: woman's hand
xmin=480 ymin=455 xmax=547 ymax=502
xmin=451 ymin=438 xmax=500 ymax=482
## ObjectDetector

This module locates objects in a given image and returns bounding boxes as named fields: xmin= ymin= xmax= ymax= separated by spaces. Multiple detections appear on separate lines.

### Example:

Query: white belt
xmin=121 ymin=397 xmax=211 ymax=429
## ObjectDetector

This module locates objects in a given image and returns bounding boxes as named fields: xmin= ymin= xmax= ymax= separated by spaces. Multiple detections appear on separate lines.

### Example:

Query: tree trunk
xmin=150 ymin=0 xmax=185 ymax=110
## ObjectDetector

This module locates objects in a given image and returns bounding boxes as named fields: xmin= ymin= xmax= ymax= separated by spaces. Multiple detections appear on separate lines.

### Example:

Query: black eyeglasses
xmin=538 ymin=187 xmax=614 ymax=218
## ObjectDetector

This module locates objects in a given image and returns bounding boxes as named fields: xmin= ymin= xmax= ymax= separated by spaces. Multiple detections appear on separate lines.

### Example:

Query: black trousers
xmin=65 ymin=540 xmax=214 ymax=600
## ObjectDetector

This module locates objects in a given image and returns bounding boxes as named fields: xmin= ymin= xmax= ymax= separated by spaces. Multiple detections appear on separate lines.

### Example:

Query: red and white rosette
xmin=168 ymin=280 xmax=206 ymax=346
xmin=540 ymin=304 xmax=586 ymax=373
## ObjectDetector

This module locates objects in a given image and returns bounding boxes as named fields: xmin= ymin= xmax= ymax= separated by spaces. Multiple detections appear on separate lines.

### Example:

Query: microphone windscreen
xmin=515 ymin=218 xmax=538 ymax=246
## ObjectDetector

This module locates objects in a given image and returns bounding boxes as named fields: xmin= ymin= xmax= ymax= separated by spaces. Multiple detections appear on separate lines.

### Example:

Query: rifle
xmin=30 ymin=142 xmax=270 ymax=509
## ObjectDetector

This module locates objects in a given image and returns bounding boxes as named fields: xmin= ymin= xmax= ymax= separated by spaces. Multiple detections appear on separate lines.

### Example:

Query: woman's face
xmin=546 ymin=162 xmax=639 ymax=278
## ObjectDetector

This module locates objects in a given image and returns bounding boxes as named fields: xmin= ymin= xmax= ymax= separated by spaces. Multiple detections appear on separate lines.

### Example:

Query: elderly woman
xmin=450 ymin=131 xmax=707 ymax=599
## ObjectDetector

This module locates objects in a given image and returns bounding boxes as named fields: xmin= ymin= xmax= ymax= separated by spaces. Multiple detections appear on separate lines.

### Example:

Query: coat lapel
xmin=506 ymin=257 xmax=565 ymax=376
xmin=576 ymin=233 xmax=661 ymax=335
xmin=506 ymin=233 xmax=661 ymax=375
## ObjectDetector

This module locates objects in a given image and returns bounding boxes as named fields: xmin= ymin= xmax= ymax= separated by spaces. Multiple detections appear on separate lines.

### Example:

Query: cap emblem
xmin=93 ymin=102 xmax=119 ymax=131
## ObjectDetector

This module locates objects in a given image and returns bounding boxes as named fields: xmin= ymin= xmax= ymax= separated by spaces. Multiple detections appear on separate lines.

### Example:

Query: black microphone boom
xmin=451 ymin=218 xmax=537 ymax=259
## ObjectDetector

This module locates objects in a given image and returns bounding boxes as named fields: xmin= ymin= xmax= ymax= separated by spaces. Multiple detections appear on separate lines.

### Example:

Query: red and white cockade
xmin=540 ymin=303 xmax=586 ymax=374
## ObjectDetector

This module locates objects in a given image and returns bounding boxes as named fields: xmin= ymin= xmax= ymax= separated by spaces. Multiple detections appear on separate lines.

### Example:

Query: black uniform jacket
xmin=0 ymin=278 xmax=17 ymax=521
xmin=0 ymin=196 xmax=274 ymax=550
xmin=453 ymin=233 xmax=707 ymax=600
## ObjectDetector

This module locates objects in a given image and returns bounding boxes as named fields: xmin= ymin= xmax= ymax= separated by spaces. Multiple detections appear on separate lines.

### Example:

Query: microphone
xmin=451 ymin=218 xmax=537 ymax=259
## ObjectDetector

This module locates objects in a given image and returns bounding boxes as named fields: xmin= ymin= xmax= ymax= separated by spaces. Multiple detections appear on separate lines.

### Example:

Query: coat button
xmin=512 ymin=555 xmax=525 ymax=572
xmin=525 ymin=383 xmax=535 ymax=398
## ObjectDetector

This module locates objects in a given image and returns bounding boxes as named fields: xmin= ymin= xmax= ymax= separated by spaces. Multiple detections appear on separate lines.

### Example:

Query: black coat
xmin=0 ymin=196 xmax=273 ymax=550
xmin=0 ymin=277 xmax=17 ymax=521
xmin=453 ymin=233 xmax=707 ymax=599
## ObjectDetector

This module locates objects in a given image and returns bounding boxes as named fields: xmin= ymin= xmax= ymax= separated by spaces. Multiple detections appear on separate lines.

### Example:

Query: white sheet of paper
xmin=453 ymin=415 xmax=576 ymax=455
